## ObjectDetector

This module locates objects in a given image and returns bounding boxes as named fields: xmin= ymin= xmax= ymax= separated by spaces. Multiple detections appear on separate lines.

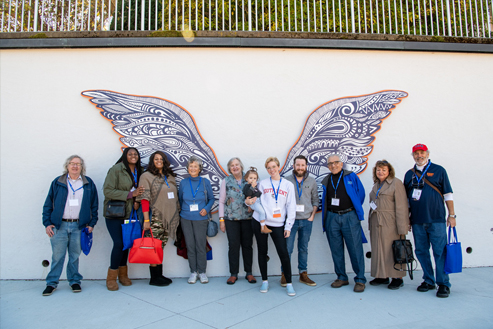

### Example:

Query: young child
xmin=242 ymin=167 xmax=271 ymax=234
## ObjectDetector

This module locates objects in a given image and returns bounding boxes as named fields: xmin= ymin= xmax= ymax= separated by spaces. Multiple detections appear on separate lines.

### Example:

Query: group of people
xmin=41 ymin=143 xmax=456 ymax=299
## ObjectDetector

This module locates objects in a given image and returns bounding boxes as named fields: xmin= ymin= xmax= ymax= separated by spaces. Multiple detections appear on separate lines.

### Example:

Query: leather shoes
xmin=280 ymin=272 xmax=287 ymax=287
xmin=227 ymin=276 xmax=238 ymax=285
xmin=245 ymin=274 xmax=257 ymax=284
xmin=369 ymin=278 xmax=390 ymax=286
xmin=331 ymin=279 xmax=349 ymax=288
xmin=436 ymin=285 xmax=450 ymax=298
xmin=354 ymin=282 xmax=365 ymax=293
xmin=417 ymin=281 xmax=436 ymax=292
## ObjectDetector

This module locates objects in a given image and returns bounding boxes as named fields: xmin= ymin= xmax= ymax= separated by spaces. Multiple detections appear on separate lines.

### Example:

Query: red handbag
xmin=128 ymin=230 xmax=163 ymax=264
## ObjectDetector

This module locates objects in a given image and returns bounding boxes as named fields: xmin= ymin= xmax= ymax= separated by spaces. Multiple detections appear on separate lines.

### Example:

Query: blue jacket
xmin=42 ymin=175 xmax=99 ymax=230
xmin=321 ymin=170 xmax=367 ymax=242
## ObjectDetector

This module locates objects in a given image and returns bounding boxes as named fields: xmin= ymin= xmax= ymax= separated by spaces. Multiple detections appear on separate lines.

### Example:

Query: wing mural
xmin=279 ymin=90 xmax=408 ymax=210
xmin=81 ymin=90 xmax=228 ymax=212
xmin=82 ymin=89 xmax=407 ymax=213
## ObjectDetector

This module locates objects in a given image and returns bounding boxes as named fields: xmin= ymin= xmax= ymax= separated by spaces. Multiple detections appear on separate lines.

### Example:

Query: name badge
xmin=296 ymin=204 xmax=305 ymax=212
xmin=69 ymin=199 xmax=79 ymax=207
xmin=412 ymin=189 xmax=422 ymax=200
xmin=331 ymin=198 xmax=340 ymax=206
xmin=273 ymin=208 xmax=282 ymax=218
xmin=168 ymin=192 xmax=175 ymax=199
xmin=369 ymin=201 xmax=377 ymax=210
xmin=190 ymin=204 xmax=199 ymax=211
xmin=130 ymin=187 xmax=136 ymax=192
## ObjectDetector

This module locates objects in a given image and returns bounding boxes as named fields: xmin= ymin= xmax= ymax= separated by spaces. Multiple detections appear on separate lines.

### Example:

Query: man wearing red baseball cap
xmin=403 ymin=144 xmax=456 ymax=298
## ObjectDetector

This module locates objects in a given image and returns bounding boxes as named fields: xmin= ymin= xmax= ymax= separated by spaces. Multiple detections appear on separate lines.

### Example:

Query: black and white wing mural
xmin=82 ymin=89 xmax=408 ymax=212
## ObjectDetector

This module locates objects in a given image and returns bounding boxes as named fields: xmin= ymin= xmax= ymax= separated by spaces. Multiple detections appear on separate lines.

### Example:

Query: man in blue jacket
xmin=321 ymin=154 xmax=367 ymax=292
xmin=42 ymin=155 xmax=99 ymax=296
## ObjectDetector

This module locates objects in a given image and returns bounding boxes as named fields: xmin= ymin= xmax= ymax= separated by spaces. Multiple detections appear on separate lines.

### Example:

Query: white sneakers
xmin=199 ymin=273 xmax=209 ymax=284
xmin=188 ymin=272 xmax=198 ymax=284
xmin=188 ymin=272 xmax=208 ymax=284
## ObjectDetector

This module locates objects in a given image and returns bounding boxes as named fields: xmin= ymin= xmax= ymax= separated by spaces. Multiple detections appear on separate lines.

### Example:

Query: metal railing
xmin=1 ymin=0 xmax=492 ymax=38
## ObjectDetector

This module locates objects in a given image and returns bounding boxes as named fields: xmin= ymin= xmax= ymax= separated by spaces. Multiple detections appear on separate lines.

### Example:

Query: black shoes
xmin=149 ymin=265 xmax=171 ymax=286
xmin=388 ymin=279 xmax=404 ymax=290
xmin=71 ymin=284 xmax=82 ymax=293
xmin=42 ymin=286 xmax=56 ymax=296
xmin=417 ymin=281 xmax=436 ymax=292
xmin=369 ymin=278 xmax=390 ymax=286
xmin=436 ymin=285 xmax=450 ymax=298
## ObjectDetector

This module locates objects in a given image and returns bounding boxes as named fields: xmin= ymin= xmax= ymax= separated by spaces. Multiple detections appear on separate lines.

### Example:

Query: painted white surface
xmin=1 ymin=47 xmax=492 ymax=280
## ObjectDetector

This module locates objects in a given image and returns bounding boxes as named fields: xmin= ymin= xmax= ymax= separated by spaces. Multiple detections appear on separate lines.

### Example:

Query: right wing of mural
xmin=279 ymin=90 xmax=409 ymax=209
xmin=81 ymin=90 xmax=227 ymax=212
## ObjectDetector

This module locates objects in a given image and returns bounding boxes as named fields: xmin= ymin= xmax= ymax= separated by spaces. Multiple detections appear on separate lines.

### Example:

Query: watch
xmin=448 ymin=215 xmax=457 ymax=218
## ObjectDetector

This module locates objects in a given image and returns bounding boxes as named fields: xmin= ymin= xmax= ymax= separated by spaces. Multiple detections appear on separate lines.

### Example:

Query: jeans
xmin=250 ymin=198 xmax=266 ymax=221
xmin=224 ymin=219 xmax=253 ymax=276
xmin=46 ymin=221 xmax=83 ymax=287
xmin=325 ymin=210 xmax=366 ymax=284
xmin=252 ymin=220 xmax=292 ymax=283
xmin=412 ymin=222 xmax=450 ymax=287
xmin=106 ymin=217 xmax=129 ymax=270
xmin=284 ymin=219 xmax=313 ymax=273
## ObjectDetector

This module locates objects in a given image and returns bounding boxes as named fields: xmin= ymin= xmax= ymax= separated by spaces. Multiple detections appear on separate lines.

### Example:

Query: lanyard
xmin=237 ymin=179 xmax=242 ymax=190
xmin=295 ymin=176 xmax=304 ymax=200
xmin=163 ymin=175 xmax=170 ymax=188
xmin=270 ymin=177 xmax=282 ymax=205
xmin=131 ymin=168 xmax=138 ymax=187
xmin=413 ymin=161 xmax=431 ymax=185
xmin=67 ymin=175 xmax=83 ymax=196
xmin=330 ymin=171 xmax=343 ymax=197
xmin=376 ymin=183 xmax=383 ymax=199
xmin=189 ymin=177 xmax=202 ymax=202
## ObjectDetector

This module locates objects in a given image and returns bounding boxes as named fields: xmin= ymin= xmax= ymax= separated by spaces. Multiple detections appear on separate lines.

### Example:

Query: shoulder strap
xmin=150 ymin=175 xmax=165 ymax=208
xmin=411 ymin=169 xmax=443 ymax=200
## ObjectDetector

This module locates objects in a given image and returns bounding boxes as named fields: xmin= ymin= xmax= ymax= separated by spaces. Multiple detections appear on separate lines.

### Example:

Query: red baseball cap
xmin=412 ymin=144 xmax=428 ymax=152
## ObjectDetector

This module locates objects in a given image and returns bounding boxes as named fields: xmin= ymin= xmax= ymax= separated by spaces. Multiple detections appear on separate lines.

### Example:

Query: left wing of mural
xmin=81 ymin=90 xmax=227 ymax=212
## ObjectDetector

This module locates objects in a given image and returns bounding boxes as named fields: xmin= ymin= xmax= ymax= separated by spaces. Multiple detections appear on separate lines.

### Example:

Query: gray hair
xmin=226 ymin=157 xmax=244 ymax=174
xmin=63 ymin=155 xmax=86 ymax=175
xmin=187 ymin=156 xmax=203 ymax=173
xmin=327 ymin=153 xmax=342 ymax=163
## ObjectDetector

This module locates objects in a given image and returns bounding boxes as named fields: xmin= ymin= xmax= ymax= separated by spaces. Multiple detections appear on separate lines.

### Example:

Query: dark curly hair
xmin=146 ymin=151 xmax=176 ymax=177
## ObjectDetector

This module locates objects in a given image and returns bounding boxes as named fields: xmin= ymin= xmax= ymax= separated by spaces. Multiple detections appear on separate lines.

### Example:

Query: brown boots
xmin=261 ymin=225 xmax=272 ymax=234
xmin=106 ymin=268 xmax=119 ymax=291
xmin=106 ymin=266 xmax=132 ymax=291
xmin=118 ymin=266 xmax=132 ymax=286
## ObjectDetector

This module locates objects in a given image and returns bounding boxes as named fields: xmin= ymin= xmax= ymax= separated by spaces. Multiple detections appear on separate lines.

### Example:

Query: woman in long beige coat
xmin=368 ymin=160 xmax=409 ymax=290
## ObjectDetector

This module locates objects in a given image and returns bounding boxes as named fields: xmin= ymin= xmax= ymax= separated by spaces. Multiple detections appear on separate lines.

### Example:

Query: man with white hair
xmin=321 ymin=154 xmax=367 ymax=293
xmin=404 ymin=144 xmax=456 ymax=298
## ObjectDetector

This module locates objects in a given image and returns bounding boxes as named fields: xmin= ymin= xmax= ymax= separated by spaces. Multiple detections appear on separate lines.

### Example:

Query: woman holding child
xmin=218 ymin=157 xmax=257 ymax=285
xmin=246 ymin=156 xmax=297 ymax=296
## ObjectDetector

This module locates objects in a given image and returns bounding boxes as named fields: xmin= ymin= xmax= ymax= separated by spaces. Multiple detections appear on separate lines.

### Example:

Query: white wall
xmin=1 ymin=47 xmax=492 ymax=280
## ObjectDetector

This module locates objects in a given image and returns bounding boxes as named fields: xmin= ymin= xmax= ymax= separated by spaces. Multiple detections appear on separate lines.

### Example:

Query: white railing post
xmin=141 ymin=0 xmax=145 ymax=30
xmin=351 ymin=0 xmax=355 ymax=33
xmin=248 ymin=0 xmax=252 ymax=30
xmin=34 ymin=0 xmax=39 ymax=31
xmin=445 ymin=0 xmax=452 ymax=36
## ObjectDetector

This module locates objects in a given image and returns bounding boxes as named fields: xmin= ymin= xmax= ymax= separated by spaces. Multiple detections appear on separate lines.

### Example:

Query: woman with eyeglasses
xmin=103 ymin=147 xmax=144 ymax=291
xmin=368 ymin=160 xmax=410 ymax=290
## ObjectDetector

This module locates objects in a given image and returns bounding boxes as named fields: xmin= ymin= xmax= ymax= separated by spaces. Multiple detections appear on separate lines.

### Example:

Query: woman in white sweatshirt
xmin=246 ymin=156 xmax=297 ymax=296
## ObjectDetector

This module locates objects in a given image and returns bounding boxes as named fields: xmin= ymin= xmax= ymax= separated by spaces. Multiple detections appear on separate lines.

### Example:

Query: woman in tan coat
xmin=368 ymin=160 xmax=409 ymax=290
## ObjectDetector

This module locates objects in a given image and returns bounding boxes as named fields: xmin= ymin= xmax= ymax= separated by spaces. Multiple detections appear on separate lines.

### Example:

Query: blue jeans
xmin=46 ymin=221 xmax=83 ymax=287
xmin=325 ymin=210 xmax=366 ymax=284
xmin=412 ymin=222 xmax=450 ymax=287
xmin=284 ymin=219 xmax=313 ymax=273
xmin=250 ymin=198 xmax=266 ymax=221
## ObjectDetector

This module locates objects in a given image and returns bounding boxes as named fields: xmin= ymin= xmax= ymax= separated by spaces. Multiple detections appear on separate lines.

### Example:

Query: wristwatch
xmin=448 ymin=215 xmax=457 ymax=218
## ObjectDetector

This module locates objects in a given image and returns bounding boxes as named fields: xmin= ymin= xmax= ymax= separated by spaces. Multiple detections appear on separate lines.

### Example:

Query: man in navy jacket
xmin=321 ymin=154 xmax=367 ymax=293
xmin=42 ymin=155 xmax=98 ymax=296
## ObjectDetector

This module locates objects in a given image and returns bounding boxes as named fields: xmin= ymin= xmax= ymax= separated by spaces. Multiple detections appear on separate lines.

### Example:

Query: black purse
xmin=392 ymin=237 xmax=417 ymax=280
xmin=105 ymin=200 xmax=126 ymax=219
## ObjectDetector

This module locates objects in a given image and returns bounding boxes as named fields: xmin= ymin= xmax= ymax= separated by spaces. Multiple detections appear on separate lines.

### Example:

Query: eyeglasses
xmin=328 ymin=161 xmax=342 ymax=167
xmin=69 ymin=162 xmax=82 ymax=167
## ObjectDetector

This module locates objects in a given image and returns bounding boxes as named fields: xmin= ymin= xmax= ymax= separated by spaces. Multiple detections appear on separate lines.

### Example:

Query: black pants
xmin=106 ymin=217 xmax=128 ymax=270
xmin=225 ymin=219 xmax=253 ymax=276
xmin=252 ymin=220 xmax=292 ymax=283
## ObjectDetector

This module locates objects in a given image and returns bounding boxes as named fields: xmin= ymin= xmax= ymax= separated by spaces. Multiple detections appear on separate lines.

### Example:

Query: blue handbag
xmin=81 ymin=227 xmax=93 ymax=256
xmin=444 ymin=227 xmax=462 ymax=274
xmin=122 ymin=209 xmax=142 ymax=251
